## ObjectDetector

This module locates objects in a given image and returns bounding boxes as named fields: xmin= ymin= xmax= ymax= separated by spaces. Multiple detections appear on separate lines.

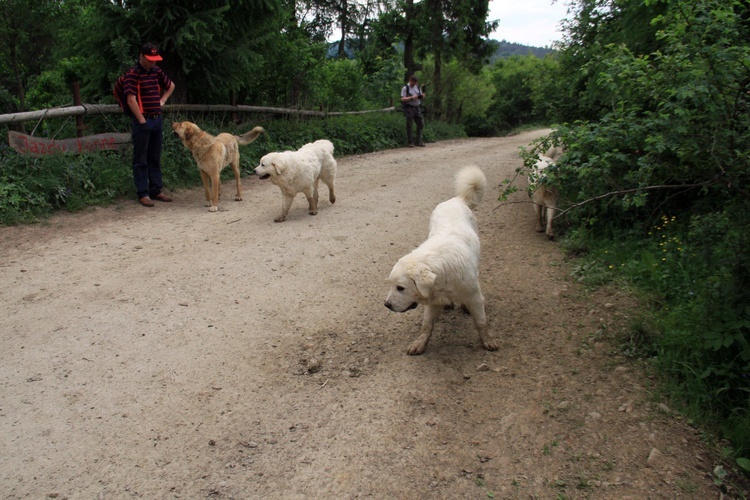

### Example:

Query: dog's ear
xmin=408 ymin=264 xmax=436 ymax=298
xmin=272 ymin=161 xmax=285 ymax=176
xmin=183 ymin=125 xmax=194 ymax=141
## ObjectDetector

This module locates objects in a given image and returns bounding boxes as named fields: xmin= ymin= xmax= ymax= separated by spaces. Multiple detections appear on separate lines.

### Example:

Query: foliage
xmin=415 ymin=0 xmax=497 ymax=73
xmin=0 ymin=112 xmax=465 ymax=225
xmin=307 ymin=0 xmax=372 ymax=59
xmin=67 ymin=0 xmax=285 ymax=104
xmin=355 ymin=10 xmax=404 ymax=76
xmin=535 ymin=0 xmax=750 ymax=457
xmin=0 ymin=147 xmax=131 ymax=225
xmin=360 ymin=53 xmax=406 ymax=110
xmin=241 ymin=23 xmax=329 ymax=109
xmin=365 ymin=0 xmax=497 ymax=117
xmin=463 ymin=55 xmax=556 ymax=136
xmin=417 ymin=58 xmax=495 ymax=126
xmin=553 ymin=0 xmax=669 ymax=122
xmin=0 ymin=0 xmax=68 ymax=114
xmin=416 ymin=0 xmax=497 ymax=119
xmin=559 ymin=208 xmax=750 ymax=457
xmin=25 ymin=71 xmax=71 ymax=112
xmin=308 ymin=58 xmax=369 ymax=111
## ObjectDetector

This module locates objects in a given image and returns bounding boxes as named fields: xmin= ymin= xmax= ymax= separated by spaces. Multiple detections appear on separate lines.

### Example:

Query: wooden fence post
xmin=230 ymin=90 xmax=238 ymax=124
xmin=71 ymin=82 xmax=85 ymax=138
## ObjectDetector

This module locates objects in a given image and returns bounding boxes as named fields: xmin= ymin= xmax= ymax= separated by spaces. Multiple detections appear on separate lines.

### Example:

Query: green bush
xmin=562 ymin=208 xmax=750 ymax=456
xmin=531 ymin=0 xmax=750 ymax=458
xmin=475 ymin=55 xmax=557 ymax=135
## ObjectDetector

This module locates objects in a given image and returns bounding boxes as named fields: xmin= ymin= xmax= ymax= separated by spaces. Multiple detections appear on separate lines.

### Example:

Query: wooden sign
xmin=8 ymin=131 xmax=131 ymax=156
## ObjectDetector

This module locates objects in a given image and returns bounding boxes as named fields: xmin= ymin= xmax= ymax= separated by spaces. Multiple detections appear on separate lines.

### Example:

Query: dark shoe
xmin=416 ymin=143 xmax=426 ymax=147
xmin=139 ymin=196 xmax=154 ymax=207
xmin=153 ymin=193 xmax=172 ymax=202
xmin=408 ymin=144 xmax=415 ymax=148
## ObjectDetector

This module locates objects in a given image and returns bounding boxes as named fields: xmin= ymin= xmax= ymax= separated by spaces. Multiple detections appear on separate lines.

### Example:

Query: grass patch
xmin=559 ymin=210 xmax=750 ymax=466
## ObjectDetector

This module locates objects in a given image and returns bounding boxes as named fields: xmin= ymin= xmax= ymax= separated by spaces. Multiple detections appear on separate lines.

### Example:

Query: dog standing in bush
xmin=528 ymin=146 xmax=563 ymax=239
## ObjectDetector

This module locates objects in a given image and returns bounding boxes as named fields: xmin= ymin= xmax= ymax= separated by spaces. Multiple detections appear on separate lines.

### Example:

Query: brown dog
xmin=172 ymin=121 xmax=265 ymax=212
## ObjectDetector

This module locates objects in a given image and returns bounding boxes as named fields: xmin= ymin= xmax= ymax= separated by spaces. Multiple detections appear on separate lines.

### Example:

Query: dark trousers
xmin=404 ymin=105 xmax=424 ymax=145
xmin=131 ymin=115 xmax=164 ymax=199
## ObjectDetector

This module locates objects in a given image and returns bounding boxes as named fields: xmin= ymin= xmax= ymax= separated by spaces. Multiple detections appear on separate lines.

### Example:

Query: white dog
xmin=545 ymin=145 xmax=564 ymax=162
xmin=528 ymin=154 xmax=560 ymax=239
xmin=255 ymin=139 xmax=337 ymax=222
xmin=384 ymin=165 xmax=498 ymax=355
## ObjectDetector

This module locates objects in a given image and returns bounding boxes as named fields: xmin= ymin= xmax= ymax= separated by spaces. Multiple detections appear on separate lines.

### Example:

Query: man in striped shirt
xmin=124 ymin=42 xmax=176 ymax=207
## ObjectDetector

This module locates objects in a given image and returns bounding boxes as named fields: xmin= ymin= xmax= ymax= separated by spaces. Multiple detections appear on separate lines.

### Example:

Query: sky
xmin=487 ymin=0 xmax=570 ymax=48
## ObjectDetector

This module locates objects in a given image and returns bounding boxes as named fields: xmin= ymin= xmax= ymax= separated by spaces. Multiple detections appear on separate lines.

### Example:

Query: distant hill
xmin=326 ymin=39 xmax=555 ymax=62
xmin=488 ymin=39 xmax=555 ymax=62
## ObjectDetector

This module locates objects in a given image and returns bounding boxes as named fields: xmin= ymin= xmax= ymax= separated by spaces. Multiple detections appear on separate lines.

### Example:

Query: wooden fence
xmin=0 ymin=103 xmax=396 ymax=126
xmin=1 ymin=102 xmax=397 ymax=155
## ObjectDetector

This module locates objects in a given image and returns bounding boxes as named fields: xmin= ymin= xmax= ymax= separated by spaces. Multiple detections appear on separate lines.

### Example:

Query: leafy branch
xmin=552 ymin=181 xmax=711 ymax=220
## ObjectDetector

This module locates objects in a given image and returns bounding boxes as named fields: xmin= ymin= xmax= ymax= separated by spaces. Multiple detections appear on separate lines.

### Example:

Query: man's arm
xmin=160 ymin=82 xmax=175 ymax=107
xmin=401 ymin=88 xmax=419 ymax=103
xmin=127 ymin=94 xmax=146 ymax=124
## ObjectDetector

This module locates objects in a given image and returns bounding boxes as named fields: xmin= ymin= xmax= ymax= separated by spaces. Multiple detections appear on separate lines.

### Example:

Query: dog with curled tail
xmin=172 ymin=121 xmax=265 ymax=212
xmin=384 ymin=165 xmax=498 ymax=355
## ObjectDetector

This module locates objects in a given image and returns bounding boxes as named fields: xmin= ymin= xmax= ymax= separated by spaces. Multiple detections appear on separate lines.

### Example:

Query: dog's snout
xmin=384 ymin=301 xmax=393 ymax=310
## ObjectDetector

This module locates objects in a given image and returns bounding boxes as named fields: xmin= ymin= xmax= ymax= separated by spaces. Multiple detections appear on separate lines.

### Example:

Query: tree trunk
xmin=403 ymin=0 xmax=417 ymax=80
xmin=337 ymin=0 xmax=348 ymax=59
xmin=432 ymin=49 xmax=442 ymax=120
xmin=160 ymin=54 xmax=189 ymax=104
xmin=10 ymin=41 xmax=26 ymax=132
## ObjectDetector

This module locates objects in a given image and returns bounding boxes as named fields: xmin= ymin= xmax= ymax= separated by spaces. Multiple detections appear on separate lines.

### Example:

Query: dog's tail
xmin=235 ymin=126 xmax=266 ymax=146
xmin=455 ymin=165 xmax=486 ymax=209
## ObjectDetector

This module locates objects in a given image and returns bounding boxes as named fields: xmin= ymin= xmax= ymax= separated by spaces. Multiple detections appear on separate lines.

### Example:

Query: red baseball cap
xmin=141 ymin=42 xmax=163 ymax=62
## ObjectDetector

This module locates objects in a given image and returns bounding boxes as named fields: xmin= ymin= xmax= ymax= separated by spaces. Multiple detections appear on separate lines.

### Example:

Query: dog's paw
xmin=235 ymin=195 xmax=242 ymax=201
xmin=482 ymin=338 xmax=500 ymax=351
xmin=407 ymin=341 xmax=428 ymax=356
xmin=274 ymin=216 xmax=286 ymax=223
xmin=208 ymin=206 xmax=219 ymax=212
xmin=308 ymin=210 xmax=318 ymax=216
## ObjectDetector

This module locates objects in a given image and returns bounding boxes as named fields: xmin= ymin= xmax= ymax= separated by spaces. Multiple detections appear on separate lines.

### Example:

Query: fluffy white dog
xmin=255 ymin=139 xmax=337 ymax=222
xmin=528 ymin=154 xmax=560 ymax=239
xmin=384 ymin=165 xmax=498 ymax=355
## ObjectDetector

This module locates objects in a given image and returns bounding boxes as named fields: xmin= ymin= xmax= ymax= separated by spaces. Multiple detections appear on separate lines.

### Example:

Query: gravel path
xmin=0 ymin=130 xmax=722 ymax=498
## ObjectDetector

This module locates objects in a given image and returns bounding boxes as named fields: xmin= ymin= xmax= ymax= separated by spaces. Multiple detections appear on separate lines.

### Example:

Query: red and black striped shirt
xmin=123 ymin=63 xmax=172 ymax=115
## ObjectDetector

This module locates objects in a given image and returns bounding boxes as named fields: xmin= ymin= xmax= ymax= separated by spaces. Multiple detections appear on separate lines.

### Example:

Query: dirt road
xmin=0 ymin=130 xmax=723 ymax=498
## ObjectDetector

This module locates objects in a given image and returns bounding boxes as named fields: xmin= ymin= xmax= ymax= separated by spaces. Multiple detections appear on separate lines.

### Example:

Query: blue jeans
xmin=131 ymin=115 xmax=164 ymax=199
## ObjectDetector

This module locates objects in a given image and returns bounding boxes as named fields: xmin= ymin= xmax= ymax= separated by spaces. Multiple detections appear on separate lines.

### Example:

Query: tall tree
xmin=301 ymin=0 xmax=384 ymax=59
xmin=403 ymin=0 xmax=419 ymax=78
xmin=0 ymin=0 xmax=62 ymax=115
xmin=415 ymin=0 xmax=497 ymax=119
xmin=553 ymin=0 xmax=669 ymax=121
xmin=74 ymin=0 xmax=285 ymax=104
